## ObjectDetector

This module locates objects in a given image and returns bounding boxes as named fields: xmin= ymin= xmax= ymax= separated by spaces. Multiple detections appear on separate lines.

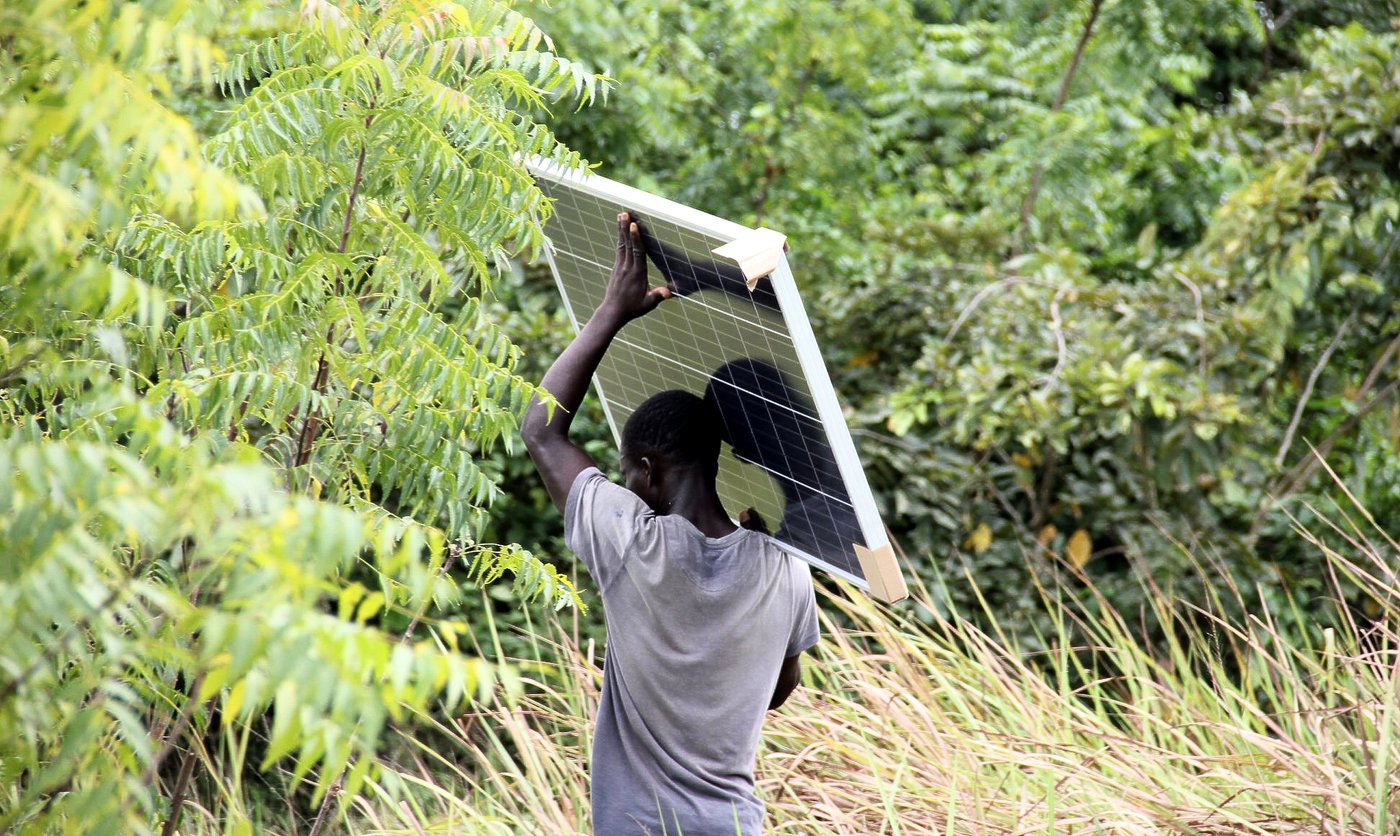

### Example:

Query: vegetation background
xmin=1 ymin=0 xmax=1396 ymax=833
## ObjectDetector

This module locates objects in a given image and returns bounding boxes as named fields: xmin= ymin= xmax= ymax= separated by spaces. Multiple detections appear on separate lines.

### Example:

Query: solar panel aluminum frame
xmin=528 ymin=160 xmax=908 ymax=603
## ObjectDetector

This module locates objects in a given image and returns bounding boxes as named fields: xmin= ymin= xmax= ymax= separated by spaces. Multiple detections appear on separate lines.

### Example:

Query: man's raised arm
xmin=520 ymin=213 xmax=672 ymax=512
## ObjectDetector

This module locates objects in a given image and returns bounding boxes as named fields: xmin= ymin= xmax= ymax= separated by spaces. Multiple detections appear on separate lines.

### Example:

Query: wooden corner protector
xmin=711 ymin=227 xmax=789 ymax=291
xmin=854 ymin=543 xmax=909 ymax=603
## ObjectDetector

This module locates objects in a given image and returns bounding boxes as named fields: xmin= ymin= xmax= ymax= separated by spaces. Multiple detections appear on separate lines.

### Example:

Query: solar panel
xmin=529 ymin=161 xmax=908 ymax=603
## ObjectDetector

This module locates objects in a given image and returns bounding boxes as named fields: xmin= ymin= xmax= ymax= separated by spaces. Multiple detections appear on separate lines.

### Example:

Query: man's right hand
xmin=597 ymin=212 xmax=672 ymax=325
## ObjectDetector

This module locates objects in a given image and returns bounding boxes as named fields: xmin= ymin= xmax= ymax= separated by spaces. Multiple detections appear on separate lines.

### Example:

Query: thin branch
xmin=143 ymin=672 xmax=207 ymax=786
xmin=1359 ymin=329 xmax=1400 ymax=397
xmin=1250 ymin=377 xmax=1400 ymax=543
xmin=1276 ymin=322 xmax=1400 ymax=492
xmin=1308 ymin=127 xmax=1329 ymax=161
xmin=1276 ymin=378 xmax=1400 ymax=500
xmin=227 ymin=397 xmax=250 ymax=442
xmin=1376 ymin=226 xmax=1400 ymax=276
xmin=338 ymin=141 xmax=370 ymax=262
xmin=849 ymin=426 xmax=926 ymax=454
xmin=1274 ymin=312 xmax=1354 ymax=467
xmin=1037 ymin=290 xmax=1069 ymax=391
xmin=292 ymin=127 xmax=371 ymax=472
xmin=159 ymin=743 xmax=200 ymax=836
xmin=293 ymin=330 xmax=335 ymax=470
xmin=946 ymin=277 xmax=1067 ymax=341
xmin=399 ymin=543 xmax=463 ymax=642
xmin=307 ymin=778 xmax=344 ymax=836
xmin=1014 ymin=0 xmax=1104 ymax=255
xmin=1171 ymin=271 xmax=1209 ymax=377
xmin=0 ymin=347 xmax=44 ymax=385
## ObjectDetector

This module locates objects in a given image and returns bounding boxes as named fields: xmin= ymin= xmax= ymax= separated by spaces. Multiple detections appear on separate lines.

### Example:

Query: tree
xmin=0 ymin=1 xmax=596 ymax=830
xmin=845 ymin=12 xmax=1398 ymax=635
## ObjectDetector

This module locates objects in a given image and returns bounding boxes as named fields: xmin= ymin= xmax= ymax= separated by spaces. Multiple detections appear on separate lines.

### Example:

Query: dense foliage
xmin=1 ymin=1 xmax=595 ymax=830
xmin=3 ymin=0 xmax=1397 ymax=832
xmin=520 ymin=0 xmax=1400 ymax=638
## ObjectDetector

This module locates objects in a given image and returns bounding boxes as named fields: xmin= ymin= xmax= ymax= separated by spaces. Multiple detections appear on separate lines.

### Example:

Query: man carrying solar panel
xmin=521 ymin=212 xmax=820 ymax=836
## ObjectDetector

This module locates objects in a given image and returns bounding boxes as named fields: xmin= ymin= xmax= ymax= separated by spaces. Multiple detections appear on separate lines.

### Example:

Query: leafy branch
xmin=1014 ymin=0 xmax=1104 ymax=255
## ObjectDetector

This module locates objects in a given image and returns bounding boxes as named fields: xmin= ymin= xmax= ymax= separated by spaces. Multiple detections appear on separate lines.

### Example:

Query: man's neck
xmin=666 ymin=473 xmax=739 ymax=539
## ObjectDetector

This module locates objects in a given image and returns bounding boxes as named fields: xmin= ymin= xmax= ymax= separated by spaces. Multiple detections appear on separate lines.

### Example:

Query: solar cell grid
xmin=530 ymin=162 xmax=906 ymax=600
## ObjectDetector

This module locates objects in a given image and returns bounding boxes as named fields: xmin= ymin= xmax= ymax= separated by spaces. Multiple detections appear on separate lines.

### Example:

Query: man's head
xmin=620 ymin=389 xmax=722 ymax=512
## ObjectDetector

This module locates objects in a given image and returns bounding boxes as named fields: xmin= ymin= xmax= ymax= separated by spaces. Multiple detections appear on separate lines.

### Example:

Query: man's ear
xmin=639 ymin=455 xmax=659 ymax=487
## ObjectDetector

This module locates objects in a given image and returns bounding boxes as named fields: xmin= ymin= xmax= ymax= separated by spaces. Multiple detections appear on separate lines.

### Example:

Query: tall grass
xmin=165 ymin=491 xmax=1395 ymax=835
xmin=348 ymin=494 xmax=1397 ymax=836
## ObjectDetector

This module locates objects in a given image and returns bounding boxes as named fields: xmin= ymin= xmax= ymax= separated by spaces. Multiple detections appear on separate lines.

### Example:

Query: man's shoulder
xmin=569 ymin=468 xmax=655 ymax=528
xmin=565 ymin=467 xmax=662 ymax=592
xmin=738 ymin=532 xmax=812 ymax=588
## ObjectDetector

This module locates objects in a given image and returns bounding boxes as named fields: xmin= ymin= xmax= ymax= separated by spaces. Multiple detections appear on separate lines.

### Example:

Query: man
xmin=520 ymin=212 xmax=820 ymax=835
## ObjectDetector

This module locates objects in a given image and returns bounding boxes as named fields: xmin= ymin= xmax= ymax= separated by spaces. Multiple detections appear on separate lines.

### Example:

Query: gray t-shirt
xmin=565 ymin=468 xmax=820 ymax=836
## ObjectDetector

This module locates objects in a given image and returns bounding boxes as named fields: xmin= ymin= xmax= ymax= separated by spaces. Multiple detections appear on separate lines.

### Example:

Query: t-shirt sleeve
xmin=786 ymin=560 xmax=820 ymax=657
xmin=564 ymin=467 xmax=652 ymax=593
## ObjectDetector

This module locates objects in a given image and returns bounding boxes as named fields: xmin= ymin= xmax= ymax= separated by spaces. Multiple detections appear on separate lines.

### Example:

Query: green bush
xmin=518 ymin=0 xmax=1400 ymax=643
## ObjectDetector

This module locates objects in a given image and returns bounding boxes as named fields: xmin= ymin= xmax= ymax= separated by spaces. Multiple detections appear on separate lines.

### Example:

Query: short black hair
xmin=621 ymin=389 xmax=721 ymax=476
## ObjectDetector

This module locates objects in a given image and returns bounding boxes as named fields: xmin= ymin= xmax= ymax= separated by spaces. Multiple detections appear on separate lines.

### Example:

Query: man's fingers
xmin=616 ymin=213 xmax=636 ymax=272
xmin=739 ymin=507 xmax=770 ymax=533
xmin=606 ymin=211 xmax=669 ymax=320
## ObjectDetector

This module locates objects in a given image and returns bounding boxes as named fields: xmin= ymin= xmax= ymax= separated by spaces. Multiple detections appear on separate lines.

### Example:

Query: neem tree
xmin=1 ymin=1 xmax=596 ymax=830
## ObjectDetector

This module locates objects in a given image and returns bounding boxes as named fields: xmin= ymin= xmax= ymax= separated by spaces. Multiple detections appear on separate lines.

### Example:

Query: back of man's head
xmin=622 ymin=389 xmax=721 ymax=478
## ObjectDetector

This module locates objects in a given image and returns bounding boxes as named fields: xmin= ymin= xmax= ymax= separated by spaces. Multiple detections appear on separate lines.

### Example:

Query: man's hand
xmin=739 ymin=507 xmax=770 ymax=535
xmin=598 ymin=212 xmax=672 ymax=324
